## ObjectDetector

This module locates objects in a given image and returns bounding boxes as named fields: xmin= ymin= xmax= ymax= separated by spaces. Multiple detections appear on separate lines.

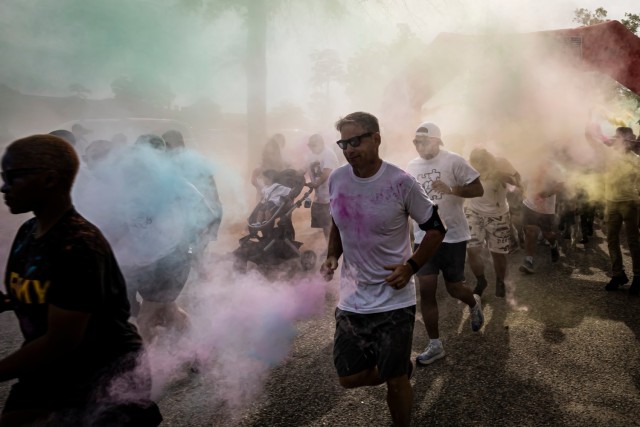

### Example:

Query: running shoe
xmin=470 ymin=294 xmax=484 ymax=332
xmin=416 ymin=342 xmax=446 ymax=366
xmin=605 ymin=272 xmax=629 ymax=291
xmin=519 ymin=258 xmax=535 ymax=274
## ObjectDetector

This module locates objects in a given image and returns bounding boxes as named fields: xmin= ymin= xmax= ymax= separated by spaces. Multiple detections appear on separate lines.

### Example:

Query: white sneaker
xmin=470 ymin=294 xmax=484 ymax=332
xmin=416 ymin=341 xmax=446 ymax=365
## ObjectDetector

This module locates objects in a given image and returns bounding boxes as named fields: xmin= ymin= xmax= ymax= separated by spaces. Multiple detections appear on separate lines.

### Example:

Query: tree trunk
xmin=246 ymin=0 xmax=267 ymax=173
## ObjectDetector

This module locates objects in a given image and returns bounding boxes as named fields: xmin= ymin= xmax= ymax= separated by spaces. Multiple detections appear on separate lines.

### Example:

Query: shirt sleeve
xmin=405 ymin=175 xmax=435 ymax=225
xmin=453 ymin=156 xmax=480 ymax=186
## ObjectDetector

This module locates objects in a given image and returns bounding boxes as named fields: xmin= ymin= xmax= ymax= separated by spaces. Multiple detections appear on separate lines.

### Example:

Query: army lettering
xmin=8 ymin=272 xmax=50 ymax=304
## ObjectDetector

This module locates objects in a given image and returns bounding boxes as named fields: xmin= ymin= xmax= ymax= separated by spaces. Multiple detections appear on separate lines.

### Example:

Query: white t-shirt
xmin=306 ymin=147 xmax=340 ymax=204
xmin=522 ymin=162 xmax=563 ymax=215
xmin=407 ymin=150 xmax=480 ymax=243
xmin=467 ymin=178 xmax=509 ymax=215
xmin=329 ymin=161 xmax=435 ymax=314
xmin=467 ymin=157 xmax=516 ymax=216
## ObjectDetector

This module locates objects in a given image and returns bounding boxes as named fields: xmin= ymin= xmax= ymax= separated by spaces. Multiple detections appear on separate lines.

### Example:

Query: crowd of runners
xmin=0 ymin=113 xmax=638 ymax=426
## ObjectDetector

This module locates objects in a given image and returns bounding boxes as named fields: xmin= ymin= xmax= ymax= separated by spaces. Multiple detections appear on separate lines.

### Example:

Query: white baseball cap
xmin=415 ymin=122 xmax=441 ymax=139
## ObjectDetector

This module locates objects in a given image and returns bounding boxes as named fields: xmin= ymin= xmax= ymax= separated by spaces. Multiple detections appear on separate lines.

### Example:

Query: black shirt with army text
xmin=4 ymin=208 xmax=143 ymax=383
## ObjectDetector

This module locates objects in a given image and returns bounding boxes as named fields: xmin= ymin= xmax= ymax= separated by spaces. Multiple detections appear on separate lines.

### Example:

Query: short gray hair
xmin=335 ymin=112 xmax=380 ymax=133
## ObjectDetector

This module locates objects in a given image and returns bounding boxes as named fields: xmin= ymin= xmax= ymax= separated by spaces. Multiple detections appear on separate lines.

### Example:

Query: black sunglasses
xmin=1 ymin=168 xmax=48 ymax=185
xmin=336 ymin=132 xmax=374 ymax=150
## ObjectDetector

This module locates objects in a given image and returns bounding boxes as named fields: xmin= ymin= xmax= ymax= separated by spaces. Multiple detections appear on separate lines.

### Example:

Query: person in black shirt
xmin=0 ymin=134 xmax=162 ymax=426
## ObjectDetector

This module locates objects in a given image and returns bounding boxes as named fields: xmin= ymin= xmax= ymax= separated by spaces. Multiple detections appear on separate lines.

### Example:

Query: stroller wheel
xmin=300 ymin=250 xmax=317 ymax=271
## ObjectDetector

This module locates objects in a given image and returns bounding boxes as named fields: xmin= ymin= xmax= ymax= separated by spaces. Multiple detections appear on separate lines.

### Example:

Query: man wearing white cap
xmin=407 ymin=122 xmax=485 ymax=366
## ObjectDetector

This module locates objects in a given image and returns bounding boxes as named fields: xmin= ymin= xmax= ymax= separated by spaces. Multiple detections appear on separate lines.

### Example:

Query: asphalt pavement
xmin=0 ymin=221 xmax=639 ymax=426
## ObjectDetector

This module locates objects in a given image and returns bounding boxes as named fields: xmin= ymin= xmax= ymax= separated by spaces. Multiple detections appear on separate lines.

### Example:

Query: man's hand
xmin=320 ymin=256 xmax=339 ymax=282
xmin=432 ymin=179 xmax=453 ymax=195
xmin=383 ymin=264 xmax=414 ymax=290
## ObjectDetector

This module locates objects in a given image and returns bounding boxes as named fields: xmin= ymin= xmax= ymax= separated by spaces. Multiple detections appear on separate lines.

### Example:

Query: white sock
xmin=525 ymin=256 xmax=534 ymax=263
xmin=430 ymin=338 xmax=441 ymax=346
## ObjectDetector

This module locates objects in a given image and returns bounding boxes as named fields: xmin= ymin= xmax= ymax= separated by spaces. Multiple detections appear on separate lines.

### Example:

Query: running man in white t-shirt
xmin=406 ymin=122 xmax=485 ymax=366
xmin=465 ymin=148 xmax=521 ymax=298
xmin=320 ymin=112 xmax=446 ymax=427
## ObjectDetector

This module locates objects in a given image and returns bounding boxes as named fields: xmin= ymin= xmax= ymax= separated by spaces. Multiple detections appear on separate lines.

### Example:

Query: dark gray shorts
xmin=414 ymin=241 xmax=467 ymax=283
xmin=126 ymin=247 xmax=192 ymax=304
xmin=333 ymin=306 xmax=415 ymax=381
xmin=311 ymin=202 xmax=331 ymax=228
xmin=521 ymin=204 xmax=555 ymax=233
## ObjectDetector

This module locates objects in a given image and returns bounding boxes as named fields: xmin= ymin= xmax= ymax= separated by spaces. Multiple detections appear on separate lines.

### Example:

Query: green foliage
xmin=573 ymin=7 xmax=608 ymax=26
xmin=573 ymin=7 xmax=638 ymax=35
xmin=344 ymin=24 xmax=427 ymax=108
xmin=621 ymin=13 xmax=640 ymax=35
xmin=310 ymin=49 xmax=345 ymax=93
xmin=0 ymin=0 xmax=215 ymax=100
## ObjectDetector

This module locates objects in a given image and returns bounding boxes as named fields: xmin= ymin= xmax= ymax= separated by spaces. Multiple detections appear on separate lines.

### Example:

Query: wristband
xmin=406 ymin=258 xmax=419 ymax=274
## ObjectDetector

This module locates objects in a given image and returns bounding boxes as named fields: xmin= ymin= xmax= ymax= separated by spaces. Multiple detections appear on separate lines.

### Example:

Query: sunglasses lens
xmin=337 ymin=133 xmax=371 ymax=150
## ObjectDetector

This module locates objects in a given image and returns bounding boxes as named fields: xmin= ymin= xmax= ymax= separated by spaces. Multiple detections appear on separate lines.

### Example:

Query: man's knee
xmin=386 ymin=374 xmax=410 ymax=392
xmin=338 ymin=373 xmax=367 ymax=389
xmin=417 ymin=275 xmax=437 ymax=291
xmin=444 ymin=281 xmax=465 ymax=297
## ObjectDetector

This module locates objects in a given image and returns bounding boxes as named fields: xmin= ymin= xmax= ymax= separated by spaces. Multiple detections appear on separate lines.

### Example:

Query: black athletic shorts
xmin=414 ymin=241 xmax=467 ymax=282
xmin=333 ymin=305 xmax=415 ymax=381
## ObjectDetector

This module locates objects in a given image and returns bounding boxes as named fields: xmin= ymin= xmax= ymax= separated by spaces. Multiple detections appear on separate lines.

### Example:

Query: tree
xmin=182 ymin=0 xmax=345 ymax=169
xmin=309 ymin=49 xmax=345 ymax=125
xmin=621 ymin=13 xmax=640 ymax=35
xmin=573 ymin=7 xmax=639 ymax=35
xmin=310 ymin=49 xmax=345 ymax=97
xmin=344 ymin=23 xmax=427 ymax=111
xmin=573 ymin=7 xmax=608 ymax=26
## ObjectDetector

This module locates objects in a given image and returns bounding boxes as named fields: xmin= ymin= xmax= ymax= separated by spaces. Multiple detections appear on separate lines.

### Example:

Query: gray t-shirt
xmin=329 ymin=161 xmax=434 ymax=314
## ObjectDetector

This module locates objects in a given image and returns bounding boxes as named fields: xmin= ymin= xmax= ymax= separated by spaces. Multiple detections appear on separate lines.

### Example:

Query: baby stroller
xmin=233 ymin=169 xmax=317 ymax=274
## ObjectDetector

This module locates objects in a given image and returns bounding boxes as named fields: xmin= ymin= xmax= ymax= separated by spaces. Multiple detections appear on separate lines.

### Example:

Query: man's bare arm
xmin=432 ymin=177 xmax=483 ymax=198
xmin=0 ymin=305 xmax=90 ymax=382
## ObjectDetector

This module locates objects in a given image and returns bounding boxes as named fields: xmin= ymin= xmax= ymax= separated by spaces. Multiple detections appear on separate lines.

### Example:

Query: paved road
xmin=1 ymin=219 xmax=639 ymax=426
